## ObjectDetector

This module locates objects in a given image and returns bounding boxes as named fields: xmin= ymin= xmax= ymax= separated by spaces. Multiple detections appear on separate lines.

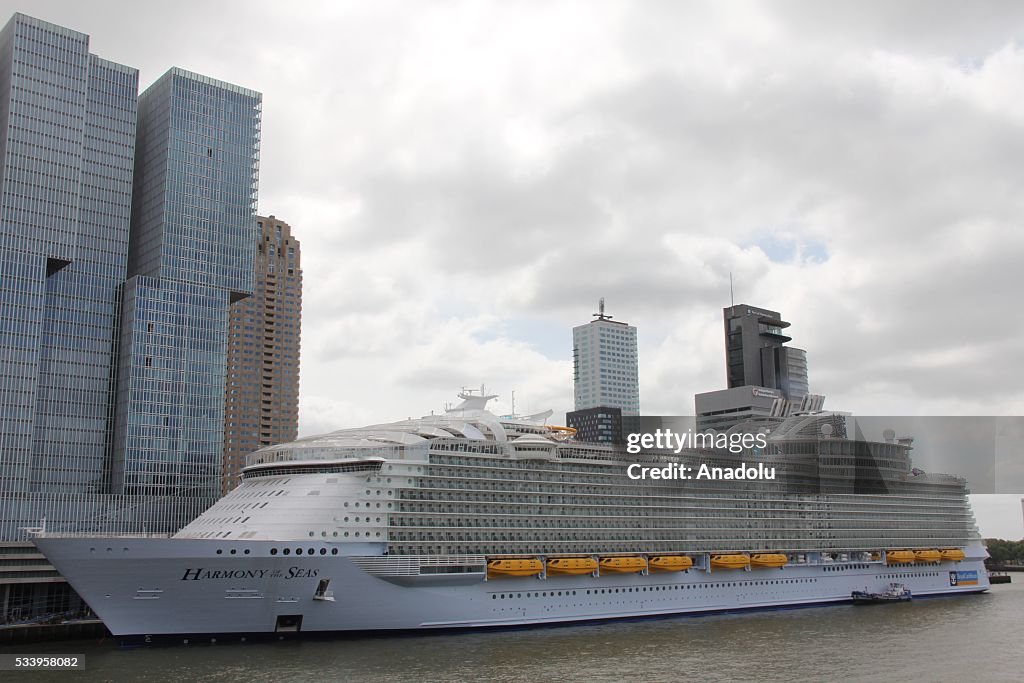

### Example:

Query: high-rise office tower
xmin=0 ymin=13 xmax=138 ymax=537
xmin=723 ymin=304 xmax=808 ymax=401
xmin=696 ymin=304 xmax=822 ymax=431
xmin=222 ymin=215 xmax=302 ymax=494
xmin=571 ymin=299 xmax=640 ymax=417
xmin=112 ymin=68 xmax=261 ymax=517
xmin=0 ymin=12 xmax=263 ymax=622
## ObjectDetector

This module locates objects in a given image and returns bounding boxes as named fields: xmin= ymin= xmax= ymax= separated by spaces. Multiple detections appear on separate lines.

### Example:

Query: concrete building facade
xmin=566 ymin=406 xmax=623 ymax=445
xmin=572 ymin=301 xmax=639 ymax=416
xmin=697 ymin=304 xmax=822 ymax=432
xmin=222 ymin=215 xmax=302 ymax=493
xmin=724 ymin=304 xmax=808 ymax=401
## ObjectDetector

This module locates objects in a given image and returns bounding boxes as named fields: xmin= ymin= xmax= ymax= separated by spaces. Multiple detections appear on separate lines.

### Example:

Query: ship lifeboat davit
xmin=886 ymin=550 xmax=915 ymax=565
xmin=940 ymin=548 xmax=966 ymax=562
xmin=750 ymin=553 xmax=788 ymax=569
xmin=711 ymin=554 xmax=750 ymax=570
xmin=599 ymin=556 xmax=647 ymax=573
xmin=487 ymin=558 xmax=544 ymax=578
xmin=648 ymin=555 xmax=693 ymax=572
xmin=547 ymin=557 xmax=598 ymax=575
xmin=914 ymin=549 xmax=941 ymax=564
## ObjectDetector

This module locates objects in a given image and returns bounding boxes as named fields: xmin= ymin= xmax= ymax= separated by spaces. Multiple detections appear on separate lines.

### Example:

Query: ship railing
xmin=33 ymin=532 xmax=173 ymax=539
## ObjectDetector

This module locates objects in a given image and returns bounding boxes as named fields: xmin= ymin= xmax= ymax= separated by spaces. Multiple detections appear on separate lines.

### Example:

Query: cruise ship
xmin=33 ymin=390 xmax=988 ymax=644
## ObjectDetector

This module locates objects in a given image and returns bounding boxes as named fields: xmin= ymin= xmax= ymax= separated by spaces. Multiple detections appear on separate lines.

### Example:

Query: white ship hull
xmin=34 ymin=536 xmax=989 ymax=645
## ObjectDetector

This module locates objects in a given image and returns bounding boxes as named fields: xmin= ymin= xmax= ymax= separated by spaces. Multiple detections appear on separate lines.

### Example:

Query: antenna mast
xmin=729 ymin=272 xmax=734 ymax=307
xmin=594 ymin=297 xmax=612 ymax=321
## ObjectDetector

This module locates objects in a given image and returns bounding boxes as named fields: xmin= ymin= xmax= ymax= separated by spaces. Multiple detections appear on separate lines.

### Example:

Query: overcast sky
xmin=7 ymin=1 xmax=1023 ymax=533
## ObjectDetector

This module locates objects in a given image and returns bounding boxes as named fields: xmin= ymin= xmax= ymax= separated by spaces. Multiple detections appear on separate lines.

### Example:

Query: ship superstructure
xmin=34 ymin=390 xmax=988 ymax=643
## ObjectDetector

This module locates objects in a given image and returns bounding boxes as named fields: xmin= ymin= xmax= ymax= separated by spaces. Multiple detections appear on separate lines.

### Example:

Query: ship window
xmin=283 ymin=549 xmax=290 ymax=555
xmin=309 ymin=549 xmax=314 ymax=555
xmin=271 ymin=548 xmax=277 ymax=555
xmin=320 ymin=549 xmax=326 ymax=555
xmin=331 ymin=549 xmax=338 ymax=555
xmin=216 ymin=549 xmax=222 ymax=555
xmin=244 ymin=549 xmax=250 ymax=555
xmin=296 ymin=548 xmax=303 ymax=555
xmin=230 ymin=549 xmax=237 ymax=555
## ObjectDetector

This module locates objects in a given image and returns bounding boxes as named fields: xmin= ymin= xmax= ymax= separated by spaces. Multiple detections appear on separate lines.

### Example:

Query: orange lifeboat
xmin=940 ymin=548 xmax=966 ymax=562
xmin=648 ymin=556 xmax=694 ymax=572
xmin=599 ymin=556 xmax=647 ymax=573
xmin=710 ymin=554 xmax=750 ymax=570
xmin=914 ymin=549 xmax=941 ymax=564
xmin=547 ymin=557 xmax=598 ymax=575
xmin=750 ymin=553 xmax=788 ymax=569
xmin=487 ymin=558 xmax=543 ymax=578
xmin=886 ymin=550 xmax=915 ymax=565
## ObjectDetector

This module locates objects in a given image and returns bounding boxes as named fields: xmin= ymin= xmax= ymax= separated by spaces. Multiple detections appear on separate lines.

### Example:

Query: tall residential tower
xmin=571 ymin=299 xmax=639 ymax=415
xmin=568 ymin=300 xmax=639 ymax=443
xmin=222 ymin=215 xmax=302 ymax=493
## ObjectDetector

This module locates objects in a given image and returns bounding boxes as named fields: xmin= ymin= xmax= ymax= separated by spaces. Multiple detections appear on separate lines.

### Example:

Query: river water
xmin=5 ymin=582 xmax=1022 ymax=682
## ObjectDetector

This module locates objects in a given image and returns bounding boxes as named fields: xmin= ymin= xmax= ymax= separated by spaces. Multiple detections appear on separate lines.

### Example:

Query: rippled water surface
xmin=5 ymin=583 xmax=1023 ymax=682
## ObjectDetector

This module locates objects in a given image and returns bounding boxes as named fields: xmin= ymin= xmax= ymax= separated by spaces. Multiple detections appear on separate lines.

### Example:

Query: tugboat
xmin=851 ymin=583 xmax=912 ymax=604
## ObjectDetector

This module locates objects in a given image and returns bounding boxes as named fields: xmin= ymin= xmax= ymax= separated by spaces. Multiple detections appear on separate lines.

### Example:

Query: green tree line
xmin=985 ymin=538 xmax=1024 ymax=565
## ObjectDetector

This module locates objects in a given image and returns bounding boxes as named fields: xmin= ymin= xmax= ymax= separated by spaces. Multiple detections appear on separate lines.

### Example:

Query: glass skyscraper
xmin=0 ymin=17 xmax=261 ymax=536
xmin=0 ymin=13 xmax=263 ymax=620
xmin=112 ymin=69 xmax=262 ymax=513
xmin=0 ymin=13 xmax=139 ymax=537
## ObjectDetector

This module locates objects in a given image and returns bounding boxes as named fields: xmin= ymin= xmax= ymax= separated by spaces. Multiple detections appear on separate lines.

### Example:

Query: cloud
xmin=16 ymin=0 xmax=1024 ymax=436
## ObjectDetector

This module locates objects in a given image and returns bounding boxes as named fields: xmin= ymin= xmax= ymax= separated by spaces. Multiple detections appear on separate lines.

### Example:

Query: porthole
xmin=244 ymin=549 xmax=250 ymax=555
xmin=308 ymin=548 xmax=314 ymax=555
xmin=296 ymin=548 xmax=303 ymax=555
xmin=331 ymin=549 xmax=338 ymax=555
xmin=271 ymin=548 xmax=277 ymax=555
xmin=320 ymin=548 xmax=326 ymax=555
xmin=283 ymin=548 xmax=290 ymax=555
xmin=230 ymin=549 xmax=237 ymax=555
xmin=216 ymin=549 xmax=222 ymax=555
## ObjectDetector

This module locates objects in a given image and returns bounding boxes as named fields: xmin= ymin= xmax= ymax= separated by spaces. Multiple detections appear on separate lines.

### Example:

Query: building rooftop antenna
xmin=594 ymin=297 xmax=613 ymax=321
